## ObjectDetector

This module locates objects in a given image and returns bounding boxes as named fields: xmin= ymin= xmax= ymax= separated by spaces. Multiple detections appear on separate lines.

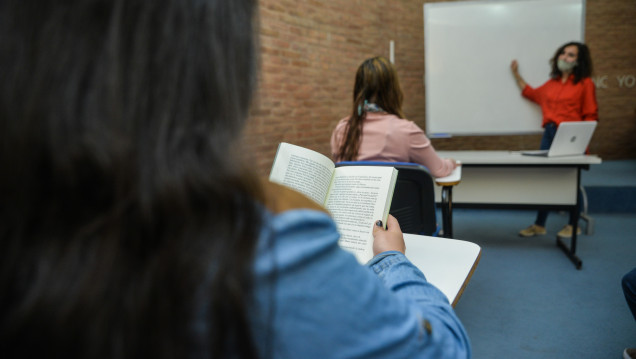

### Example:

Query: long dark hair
xmin=0 ymin=0 xmax=262 ymax=357
xmin=336 ymin=56 xmax=404 ymax=161
xmin=549 ymin=41 xmax=593 ymax=84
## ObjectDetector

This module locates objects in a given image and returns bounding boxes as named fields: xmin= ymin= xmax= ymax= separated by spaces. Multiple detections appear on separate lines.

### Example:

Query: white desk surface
xmin=404 ymin=234 xmax=481 ymax=307
xmin=438 ymin=150 xmax=602 ymax=165
xmin=435 ymin=165 xmax=461 ymax=184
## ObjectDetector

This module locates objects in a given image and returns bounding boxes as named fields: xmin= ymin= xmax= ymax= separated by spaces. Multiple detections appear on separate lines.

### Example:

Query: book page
xmin=269 ymin=143 xmax=335 ymax=205
xmin=325 ymin=166 xmax=397 ymax=263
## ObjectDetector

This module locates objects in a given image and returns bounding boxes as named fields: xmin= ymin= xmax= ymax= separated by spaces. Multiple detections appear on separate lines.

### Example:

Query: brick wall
xmin=244 ymin=0 xmax=636 ymax=176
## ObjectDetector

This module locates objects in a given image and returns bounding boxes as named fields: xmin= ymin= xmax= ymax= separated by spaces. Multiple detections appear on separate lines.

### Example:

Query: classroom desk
xmin=404 ymin=233 xmax=481 ymax=307
xmin=434 ymin=166 xmax=462 ymax=239
xmin=435 ymin=151 xmax=602 ymax=269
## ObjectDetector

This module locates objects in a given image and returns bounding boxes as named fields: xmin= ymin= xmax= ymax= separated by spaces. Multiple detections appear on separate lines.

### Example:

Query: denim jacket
xmin=250 ymin=209 xmax=471 ymax=358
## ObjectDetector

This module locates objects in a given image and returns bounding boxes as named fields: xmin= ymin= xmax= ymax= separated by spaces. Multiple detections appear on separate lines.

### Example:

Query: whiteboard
xmin=424 ymin=0 xmax=585 ymax=136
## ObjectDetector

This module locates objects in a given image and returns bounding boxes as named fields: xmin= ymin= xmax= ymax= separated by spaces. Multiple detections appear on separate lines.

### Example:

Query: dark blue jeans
xmin=623 ymin=268 xmax=636 ymax=321
xmin=534 ymin=123 xmax=583 ymax=227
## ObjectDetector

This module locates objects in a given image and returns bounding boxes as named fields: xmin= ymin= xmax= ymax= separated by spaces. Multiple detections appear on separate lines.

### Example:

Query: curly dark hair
xmin=549 ymin=41 xmax=594 ymax=84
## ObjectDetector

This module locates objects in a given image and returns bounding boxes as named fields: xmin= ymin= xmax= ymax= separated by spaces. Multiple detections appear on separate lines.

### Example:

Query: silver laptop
xmin=522 ymin=121 xmax=597 ymax=157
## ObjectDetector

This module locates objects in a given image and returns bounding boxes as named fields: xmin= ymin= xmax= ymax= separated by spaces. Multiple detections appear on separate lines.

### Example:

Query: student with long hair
xmin=331 ymin=56 xmax=458 ymax=178
xmin=0 ymin=1 xmax=470 ymax=358
xmin=511 ymin=42 xmax=598 ymax=238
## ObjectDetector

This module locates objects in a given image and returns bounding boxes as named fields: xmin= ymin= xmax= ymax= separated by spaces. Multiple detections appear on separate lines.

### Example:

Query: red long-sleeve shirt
xmin=522 ymin=75 xmax=598 ymax=127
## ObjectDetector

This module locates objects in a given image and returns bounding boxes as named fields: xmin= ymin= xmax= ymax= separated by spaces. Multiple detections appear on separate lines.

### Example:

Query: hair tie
xmin=357 ymin=100 xmax=368 ymax=116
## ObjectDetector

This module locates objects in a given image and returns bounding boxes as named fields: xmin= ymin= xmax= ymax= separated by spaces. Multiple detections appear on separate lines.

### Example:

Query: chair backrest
xmin=336 ymin=161 xmax=438 ymax=236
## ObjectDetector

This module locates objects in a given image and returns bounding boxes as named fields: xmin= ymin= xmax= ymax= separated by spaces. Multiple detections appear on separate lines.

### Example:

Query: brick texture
xmin=244 ymin=0 xmax=636 ymax=176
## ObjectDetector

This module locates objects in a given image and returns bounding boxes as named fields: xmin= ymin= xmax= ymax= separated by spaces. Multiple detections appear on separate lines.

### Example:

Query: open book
xmin=269 ymin=142 xmax=398 ymax=263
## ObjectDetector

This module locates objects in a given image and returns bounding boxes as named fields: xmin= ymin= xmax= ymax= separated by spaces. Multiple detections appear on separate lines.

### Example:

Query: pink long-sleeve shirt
xmin=330 ymin=113 xmax=455 ymax=178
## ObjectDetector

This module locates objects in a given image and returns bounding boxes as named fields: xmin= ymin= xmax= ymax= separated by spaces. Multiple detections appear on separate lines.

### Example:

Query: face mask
xmin=557 ymin=59 xmax=577 ymax=72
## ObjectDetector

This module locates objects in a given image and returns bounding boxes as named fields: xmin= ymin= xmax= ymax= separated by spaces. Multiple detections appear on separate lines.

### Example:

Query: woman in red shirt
xmin=510 ymin=42 xmax=598 ymax=238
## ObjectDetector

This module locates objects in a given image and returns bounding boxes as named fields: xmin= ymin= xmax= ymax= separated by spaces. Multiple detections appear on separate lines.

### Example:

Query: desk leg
xmin=556 ymin=206 xmax=582 ymax=270
xmin=441 ymin=186 xmax=453 ymax=238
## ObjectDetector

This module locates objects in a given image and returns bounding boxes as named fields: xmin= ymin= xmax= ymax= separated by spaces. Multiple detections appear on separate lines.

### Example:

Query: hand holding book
xmin=269 ymin=142 xmax=398 ymax=263
xmin=372 ymin=215 xmax=405 ymax=256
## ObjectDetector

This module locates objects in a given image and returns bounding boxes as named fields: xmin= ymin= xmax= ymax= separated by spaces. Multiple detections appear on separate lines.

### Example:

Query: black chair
xmin=336 ymin=161 xmax=451 ymax=237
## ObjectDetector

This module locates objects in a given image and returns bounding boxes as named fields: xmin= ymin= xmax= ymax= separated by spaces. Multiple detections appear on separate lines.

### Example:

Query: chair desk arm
xmin=435 ymin=180 xmax=461 ymax=186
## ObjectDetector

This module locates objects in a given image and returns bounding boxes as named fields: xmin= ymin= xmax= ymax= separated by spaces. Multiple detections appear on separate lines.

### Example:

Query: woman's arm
xmin=510 ymin=60 xmax=527 ymax=91
xmin=367 ymin=216 xmax=471 ymax=358
xmin=254 ymin=210 xmax=471 ymax=358
xmin=406 ymin=123 xmax=457 ymax=178
xmin=411 ymin=146 xmax=456 ymax=178
xmin=581 ymin=78 xmax=599 ymax=122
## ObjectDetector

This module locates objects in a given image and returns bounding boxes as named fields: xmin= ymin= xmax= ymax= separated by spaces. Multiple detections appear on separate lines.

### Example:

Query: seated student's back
xmin=331 ymin=56 xmax=457 ymax=178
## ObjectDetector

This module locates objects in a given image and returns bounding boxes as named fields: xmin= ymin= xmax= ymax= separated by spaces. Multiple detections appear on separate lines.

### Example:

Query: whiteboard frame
xmin=423 ymin=0 xmax=585 ymax=137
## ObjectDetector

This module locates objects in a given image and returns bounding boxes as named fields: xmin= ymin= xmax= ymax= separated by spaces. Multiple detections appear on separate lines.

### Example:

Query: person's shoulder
xmin=335 ymin=116 xmax=349 ymax=128
xmin=368 ymin=112 xmax=401 ymax=120
xmin=546 ymin=77 xmax=560 ymax=85
xmin=385 ymin=114 xmax=422 ymax=131
xmin=256 ymin=182 xmax=340 ymax=271
xmin=332 ymin=117 xmax=350 ymax=136
xmin=375 ymin=114 xmax=424 ymax=137
xmin=580 ymin=77 xmax=595 ymax=86
xmin=371 ymin=113 xmax=411 ymax=125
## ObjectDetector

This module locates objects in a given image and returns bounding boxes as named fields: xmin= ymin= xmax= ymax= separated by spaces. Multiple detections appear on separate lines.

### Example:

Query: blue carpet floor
xmin=583 ymin=159 xmax=636 ymax=214
xmin=448 ymin=160 xmax=636 ymax=358
xmin=452 ymin=210 xmax=636 ymax=358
